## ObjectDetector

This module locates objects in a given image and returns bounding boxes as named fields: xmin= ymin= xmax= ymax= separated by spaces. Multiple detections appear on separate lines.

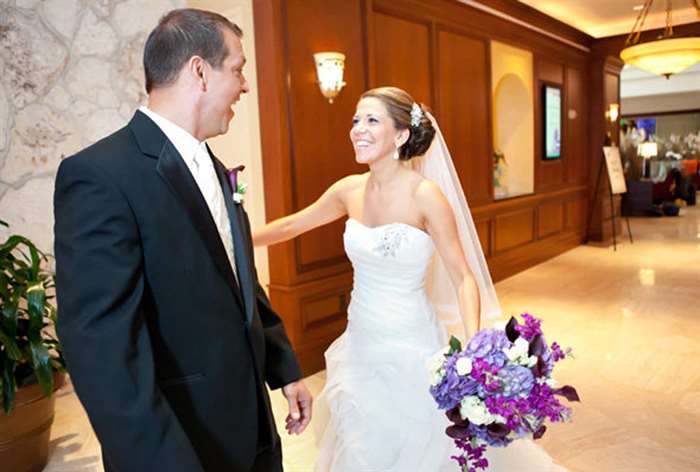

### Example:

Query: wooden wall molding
xmin=269 ymin=271 xmax=353 ymax=376
xmin=460 ymin=0 xmax=592 ymax=51
xmin=373 ymin=0 xmax=591 ymax=66
xmin=494 ymin=208 xmax=536 ymax=253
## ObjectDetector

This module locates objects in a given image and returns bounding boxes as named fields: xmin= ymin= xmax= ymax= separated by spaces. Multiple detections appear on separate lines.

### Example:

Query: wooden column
xmin=586 ymin=55 xmax=622 ymax=244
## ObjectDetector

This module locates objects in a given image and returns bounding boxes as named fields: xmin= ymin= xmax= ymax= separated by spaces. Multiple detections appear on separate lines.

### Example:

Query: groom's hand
xmin=281 ymin=380 xmax=312 ymax=435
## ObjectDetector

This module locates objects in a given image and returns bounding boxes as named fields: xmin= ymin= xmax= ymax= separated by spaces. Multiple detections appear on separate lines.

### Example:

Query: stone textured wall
xmin=0 ymin=0 xmax=184 ymax=255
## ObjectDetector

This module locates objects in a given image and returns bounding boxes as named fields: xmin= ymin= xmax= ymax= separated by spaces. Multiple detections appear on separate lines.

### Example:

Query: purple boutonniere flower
xmin=227 ymin=165 xmax=247 ymax=204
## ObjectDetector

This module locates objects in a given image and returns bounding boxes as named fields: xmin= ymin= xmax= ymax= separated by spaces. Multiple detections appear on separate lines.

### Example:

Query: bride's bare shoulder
xmin=412 ymin=174 xmax=442 ymax=198
xmin=413 ymin=176 xmax=450 ymax=211
xmin=335 ymin=173 xmax=369 ymax=191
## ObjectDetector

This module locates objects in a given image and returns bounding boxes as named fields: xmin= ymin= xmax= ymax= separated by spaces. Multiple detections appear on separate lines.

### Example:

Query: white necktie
xmin=193 ymin=145 xmax=237 ymax=282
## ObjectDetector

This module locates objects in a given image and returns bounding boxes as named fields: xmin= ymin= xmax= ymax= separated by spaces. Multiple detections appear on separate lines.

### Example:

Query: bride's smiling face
xmin=350 ymin=97 xmax=406 ymax=164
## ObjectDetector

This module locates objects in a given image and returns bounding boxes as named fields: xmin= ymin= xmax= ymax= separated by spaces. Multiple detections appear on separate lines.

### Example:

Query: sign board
xmin=603 ymin=146 xmax=627 ymax=195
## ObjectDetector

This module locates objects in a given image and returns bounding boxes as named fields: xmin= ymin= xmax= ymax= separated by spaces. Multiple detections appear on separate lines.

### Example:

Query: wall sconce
xmin=606 ymin=103 xmax=620 ymax=123
xmin=314 ymin=52 xmax=346 ymax=103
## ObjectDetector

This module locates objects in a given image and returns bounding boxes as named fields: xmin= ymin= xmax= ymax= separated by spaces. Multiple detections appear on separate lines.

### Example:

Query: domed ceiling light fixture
xmin=620 ymin=0 xmax=700 ymax=79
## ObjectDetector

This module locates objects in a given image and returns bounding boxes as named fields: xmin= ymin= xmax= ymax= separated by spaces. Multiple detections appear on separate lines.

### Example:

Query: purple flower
xmin=466 ymin=329 xmax=511 ymax=358
xmin=453 ymin=439 xmax=489 ymax=471
xmin=226 ymin=165 xmax=245 ymax=193
xmin=526 ymin=383 xmax=572 ymax=423
xmin=514 ymin=313 xmax=542 ymax=341
xmin=551 ymin=342 xmax=566 ymax=362
xmin=431 ymin=352 xmax=480 ymax=410
xmin=429 ymin=312 xmax=578 ymax=471
xmin=497 ymin=365 xmax=534 ymax=399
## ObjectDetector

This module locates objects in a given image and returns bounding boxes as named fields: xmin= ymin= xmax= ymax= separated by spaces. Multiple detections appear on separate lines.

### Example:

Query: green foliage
xmin=448 ymin=335 xmax=463 ymax=355
xmin=0 ymin=219 xmax=65 ymax=414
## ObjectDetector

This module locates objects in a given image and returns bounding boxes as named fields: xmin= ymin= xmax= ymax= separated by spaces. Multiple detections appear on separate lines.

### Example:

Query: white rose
xmin=459 ymin=396 xmax=493 ymax=426
xmin=425 ymin=348 xmax=448 ymax=373
xmin=492 ymin=414 xmax=507 ymax=424
xmin=430 ymin=370 xmax=445 ymax=386
xmin=525 ymin=355 xmax=538 ymax=368
xmin=504 ymin=337 xmax=530 ymax=362
xmin=456 ymin=357 xmax=473 ymax=376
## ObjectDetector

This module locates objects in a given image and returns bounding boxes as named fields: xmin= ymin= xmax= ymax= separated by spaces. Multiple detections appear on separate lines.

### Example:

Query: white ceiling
xmin=621 ymin=62 xmax=700 ymax=97
xmin=517 ymin=0 xmax=700 ymax=38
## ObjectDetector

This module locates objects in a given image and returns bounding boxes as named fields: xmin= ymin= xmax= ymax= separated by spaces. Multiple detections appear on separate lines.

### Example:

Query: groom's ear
xmin=188 ymin=56 xmax=207 ymax=91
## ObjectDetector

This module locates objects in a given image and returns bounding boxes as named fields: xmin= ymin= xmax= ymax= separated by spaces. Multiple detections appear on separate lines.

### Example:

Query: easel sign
xmin=589 ymin=145 xmax=633 ymax=251
xmin=603 ymin=146 xmax=627 ymax=195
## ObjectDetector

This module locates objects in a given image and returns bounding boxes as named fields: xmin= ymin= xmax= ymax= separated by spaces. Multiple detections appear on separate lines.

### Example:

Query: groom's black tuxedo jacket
xmin=54 ymin=111 xmax=301 ymax=471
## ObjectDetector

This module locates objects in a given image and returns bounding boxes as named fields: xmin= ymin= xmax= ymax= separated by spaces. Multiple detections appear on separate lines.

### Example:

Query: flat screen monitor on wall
xmin=543 ymin=84 xmax=562 ymax=160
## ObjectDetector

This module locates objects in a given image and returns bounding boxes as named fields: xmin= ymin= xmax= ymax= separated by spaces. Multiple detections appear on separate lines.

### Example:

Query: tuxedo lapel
xmin=127 ymin=111 xmax=245 ymax=311
xmin=213 ymin=157 xmax=256 ymax=326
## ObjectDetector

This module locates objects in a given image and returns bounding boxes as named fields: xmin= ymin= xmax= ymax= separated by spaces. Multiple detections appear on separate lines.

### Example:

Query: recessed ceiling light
xmin=633 ymin=4 xmax=644 ymax=10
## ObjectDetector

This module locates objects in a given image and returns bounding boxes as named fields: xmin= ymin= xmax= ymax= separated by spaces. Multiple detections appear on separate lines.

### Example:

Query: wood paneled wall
xmin=254 ymin=0 xmax=596 ymax=374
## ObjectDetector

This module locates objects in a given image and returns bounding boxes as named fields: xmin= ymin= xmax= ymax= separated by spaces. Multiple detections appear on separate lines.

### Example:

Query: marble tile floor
xmin=45 ymin=205 xmax=700 ymax=472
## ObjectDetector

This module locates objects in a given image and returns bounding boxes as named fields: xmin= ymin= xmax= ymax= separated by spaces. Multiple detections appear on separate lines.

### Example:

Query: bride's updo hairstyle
xmin=360 ymin=87 xmax=435 ymax=160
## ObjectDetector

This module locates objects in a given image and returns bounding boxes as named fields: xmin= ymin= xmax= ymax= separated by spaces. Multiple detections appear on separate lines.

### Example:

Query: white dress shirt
xmin=139 ymin=106 xmax=237 ymax=280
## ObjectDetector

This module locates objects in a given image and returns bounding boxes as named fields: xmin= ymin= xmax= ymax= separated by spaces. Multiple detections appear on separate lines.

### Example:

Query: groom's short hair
xmin=143 ymin=8 xmax=243 ymax=93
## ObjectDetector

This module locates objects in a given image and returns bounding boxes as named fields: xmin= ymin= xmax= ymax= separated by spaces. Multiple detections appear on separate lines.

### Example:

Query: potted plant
xmin=493 ymin=149 xmax=508 ymax=199
xmin=0 ymin=219 xmax=66 ymax=472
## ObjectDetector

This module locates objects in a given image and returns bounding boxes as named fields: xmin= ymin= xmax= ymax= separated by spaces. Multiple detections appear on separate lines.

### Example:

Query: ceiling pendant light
xmin=620 ymin=0 xmax=700 ymax=78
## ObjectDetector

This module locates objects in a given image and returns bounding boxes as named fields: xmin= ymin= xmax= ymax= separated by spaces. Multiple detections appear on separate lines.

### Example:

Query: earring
xmin=392 ymin=149 xmax=400 ymax=160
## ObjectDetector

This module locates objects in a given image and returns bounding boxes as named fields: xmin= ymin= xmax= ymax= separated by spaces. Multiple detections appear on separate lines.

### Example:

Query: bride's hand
xmin=282 ymin=380 xmax=313 ymax=435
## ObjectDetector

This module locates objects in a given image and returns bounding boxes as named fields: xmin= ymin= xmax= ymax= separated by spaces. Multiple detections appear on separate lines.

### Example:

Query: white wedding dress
xmin=314 ymin=218 xmax=567 ymax=472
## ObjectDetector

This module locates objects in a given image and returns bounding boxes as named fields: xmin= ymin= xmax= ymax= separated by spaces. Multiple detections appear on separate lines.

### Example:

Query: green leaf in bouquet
xmin=448 ymin=335 xmax=462 ymax=354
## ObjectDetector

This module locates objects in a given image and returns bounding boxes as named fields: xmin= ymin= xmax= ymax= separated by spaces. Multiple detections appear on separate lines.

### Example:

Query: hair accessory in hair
xmin=410 ymin=103 xmax=423 ymax=128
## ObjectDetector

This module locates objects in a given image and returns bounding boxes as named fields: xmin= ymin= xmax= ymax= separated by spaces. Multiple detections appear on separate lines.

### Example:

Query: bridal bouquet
xmin=427 ymin=314 xmax=579 ymax=472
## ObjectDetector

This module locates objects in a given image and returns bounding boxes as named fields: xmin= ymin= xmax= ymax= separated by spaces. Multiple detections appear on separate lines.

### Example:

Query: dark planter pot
xmin=0 ymin=372 xmax=66 ymax=472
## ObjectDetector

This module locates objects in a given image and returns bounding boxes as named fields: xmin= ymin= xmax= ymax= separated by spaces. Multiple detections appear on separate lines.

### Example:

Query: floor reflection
xmin=47 ymin=205 xmax=700 ymax=471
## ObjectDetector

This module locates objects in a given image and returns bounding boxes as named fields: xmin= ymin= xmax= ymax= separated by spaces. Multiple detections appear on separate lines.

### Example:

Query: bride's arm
xmin=252 ymin=175 xmax=355 ymax=247
xmin=417 ymin=181 xmax=481 ymax=340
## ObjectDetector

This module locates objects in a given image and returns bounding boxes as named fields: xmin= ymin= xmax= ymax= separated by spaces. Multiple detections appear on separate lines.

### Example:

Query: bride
xmin=253 ymin=87 xmax=565 ymax=471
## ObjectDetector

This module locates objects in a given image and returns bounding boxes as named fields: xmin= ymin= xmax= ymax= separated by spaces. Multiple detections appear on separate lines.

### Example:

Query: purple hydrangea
xmin=498 ymin=365 xmax=534 ymax=399
xmin=539 ymin=344 xmax=554 ymax=377
xmin=430 ymin=351 xmax=480 ymax=410
xmin=465 ymin=329 xmax=511 ymax=358
xmin=429 ymin=313 xmax=579 ymax=471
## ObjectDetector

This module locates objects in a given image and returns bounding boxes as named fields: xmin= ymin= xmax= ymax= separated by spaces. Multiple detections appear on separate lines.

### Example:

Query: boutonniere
xmin=227 ymin=165 xmax=247 ymax=204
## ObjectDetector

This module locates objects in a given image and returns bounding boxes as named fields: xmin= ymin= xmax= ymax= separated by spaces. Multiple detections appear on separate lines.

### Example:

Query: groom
xmin=54 ymin=8 xmax=310 ymax=472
